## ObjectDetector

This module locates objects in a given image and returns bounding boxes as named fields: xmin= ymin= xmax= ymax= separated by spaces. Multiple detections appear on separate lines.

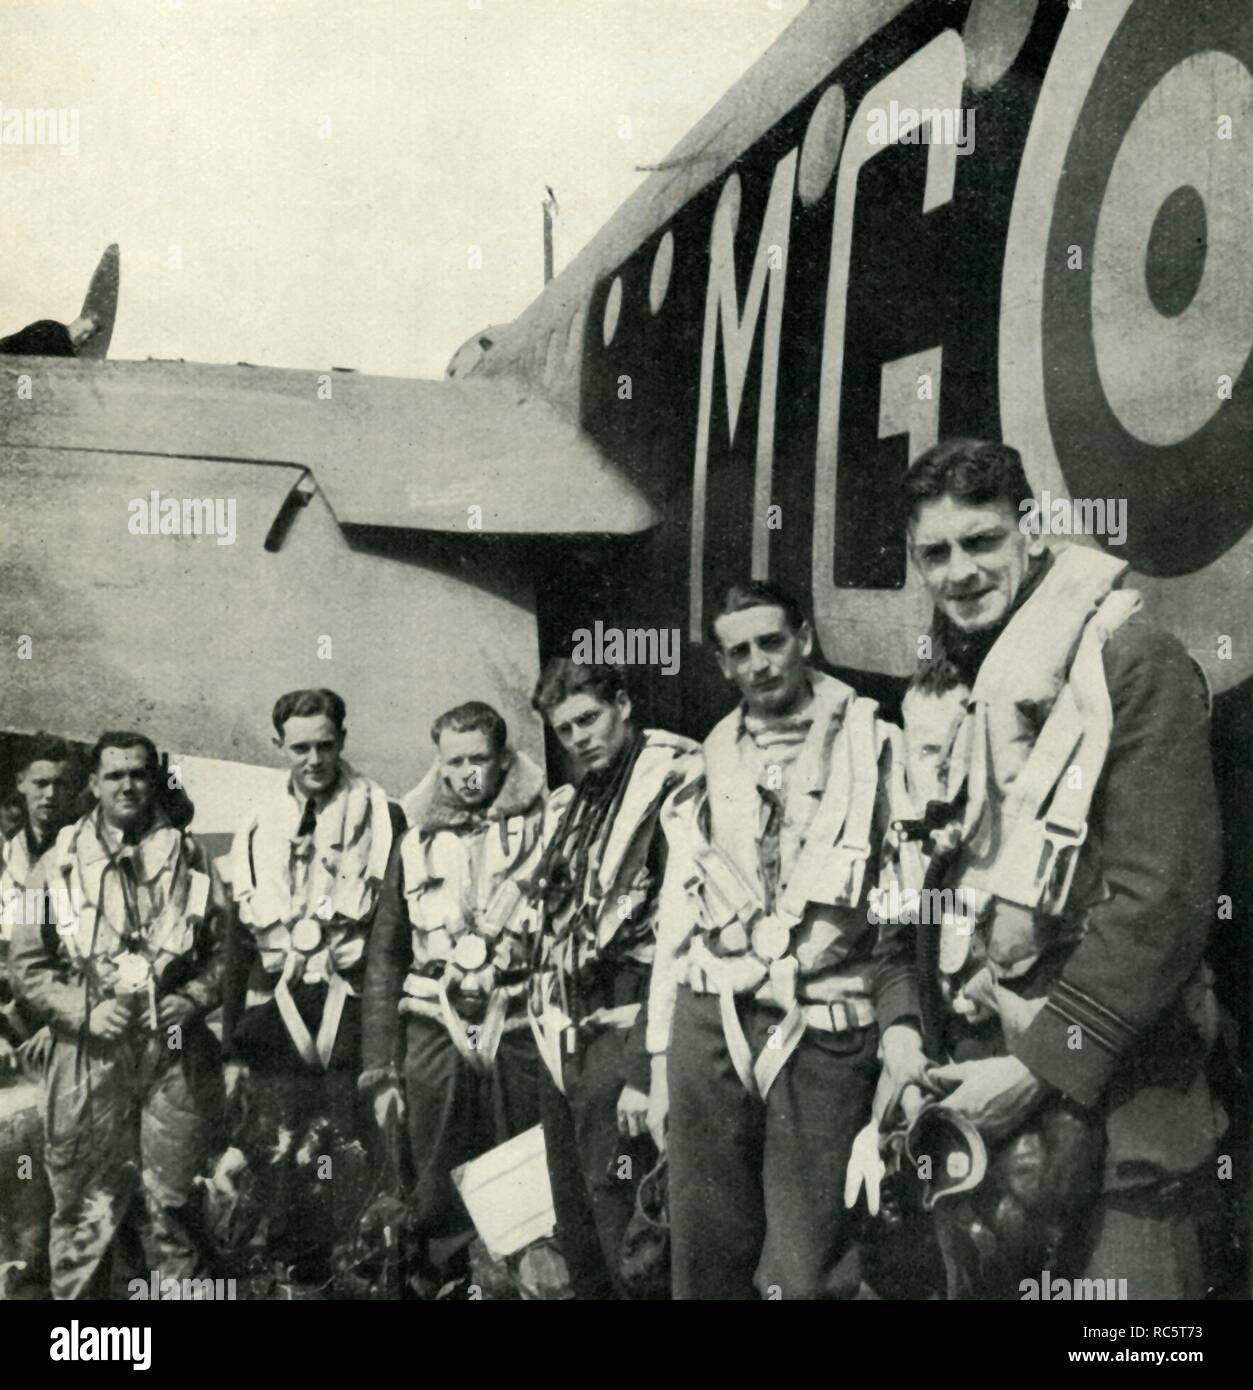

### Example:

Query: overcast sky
xmin=1 ymin=0 xmax=799 ymax=379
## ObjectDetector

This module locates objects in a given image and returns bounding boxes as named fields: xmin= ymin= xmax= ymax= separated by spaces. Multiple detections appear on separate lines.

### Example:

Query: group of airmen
xmin=0 ymin=438 xmax=1228 ymax=1300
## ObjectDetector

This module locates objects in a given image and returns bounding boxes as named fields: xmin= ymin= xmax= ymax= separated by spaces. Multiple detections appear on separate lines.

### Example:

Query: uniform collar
xmin=403 ymin=750 xmax=544 ymax=834
xmin=925 ymin=548 xmax=1054 ymax=689
xmin=74 ymin=805 xmax=181 ymax=881
xmin=734 ymin=669 xmax=854 ymax=796
xmin=287 ymin=767 xmax=346 ymax=816
xmin=733 ymin=669 xmax=850 ymax=735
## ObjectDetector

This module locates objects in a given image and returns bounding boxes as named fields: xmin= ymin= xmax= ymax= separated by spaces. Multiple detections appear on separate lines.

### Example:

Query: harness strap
xmin=690 ymin=939 xmax=873 ymax=1099
xmin=526 ymin=975 xmax=641 ymax=1094
xmin=717 ymin=982 xmax=759 ymax=1096
xmin=431 ymin=975 xmax=513 ymax=1071
xmin=752 ymin=975 xmax=806 ymax=1100
xmin=273 ymin=951 xmax=353 ymax=1071
xmin=968 ymin=588 xmax=1140 ymax=916
xmin=528 ymin=994 xmax=567 ymax=1094
xmin=779 ymin=697 xmax=880 ymax=916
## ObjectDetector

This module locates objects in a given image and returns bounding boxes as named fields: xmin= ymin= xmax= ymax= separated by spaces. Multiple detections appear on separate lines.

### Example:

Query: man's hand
xmin=210 ymin=1146 xmax=249 ymax=1195
xmin=86 ymin=999 xmax=131 ymax=1042
xmin=616 ymin=1083 xmax=649 ymax=1139
xmin=373 ymin=1082 xmax=404 ymax=1130
xmin=645 ymin=1055 xmax=668 ymax=1153
xmin=880 ymin=1023 xmax=934 ymax=1114
xmin=929 ymin=1054 xmax=1049 ymax=1144
xmin=869 ymin=1056 xmax=927 ymax=1130
xmin=17 ymin=1026 xmax=51 ymax=1074
xmin=157 ymin=993 xmax=196 ymax=1030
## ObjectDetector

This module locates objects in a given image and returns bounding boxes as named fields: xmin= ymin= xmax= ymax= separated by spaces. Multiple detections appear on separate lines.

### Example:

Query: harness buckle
xmin=892 ymin=797 xmax=964 ymax=845
xmin=1038 ymin=816 xmax=1088 ymax=913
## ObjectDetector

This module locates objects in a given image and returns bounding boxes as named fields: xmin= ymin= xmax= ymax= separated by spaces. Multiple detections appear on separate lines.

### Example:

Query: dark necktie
xmin=297 ymin=799 xmax=317 ymax=839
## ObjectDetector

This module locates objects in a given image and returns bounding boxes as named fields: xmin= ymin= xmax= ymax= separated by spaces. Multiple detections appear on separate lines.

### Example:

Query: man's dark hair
xmin=272 ymin=688 xmax=347 ymax=738
xmin=904 ymin=438 xmax=1033 ymax=525
xmin=531 ymin=658 xmax=629 ymax=715
xmin=706 ymin=580 xmax=807 ymax=648
xmin=431 ymin=700 xmax=507 ymax=755
xmin=89 ymin=731 xmax=160 ymax=775
xmin=15 ymin=733 xmax=72 ymax=775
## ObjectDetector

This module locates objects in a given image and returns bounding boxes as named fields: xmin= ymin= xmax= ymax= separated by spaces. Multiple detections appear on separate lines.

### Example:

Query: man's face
xmin=91 ymin=747 xmax=154 ymax=832
xmin=17 ymin=759 xmax=72 ymax=839
xmin=276 ymin=714 xmax=344 ymax=801
xmin=436 ymin=728 xmax=507 ymax=809
xmin=713 ymin=605 xmax=813 ymax=717
xmin=909 ymin=494 xmax=1043 ymax=634
xmin=546 ymin=690 xmax=632 ymax=776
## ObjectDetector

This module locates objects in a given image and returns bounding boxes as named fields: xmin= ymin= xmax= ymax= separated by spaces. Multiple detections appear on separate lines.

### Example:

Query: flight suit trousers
xmin=537 ymin=960 xmax=655 ymax=1300
xmin=235 ymin=1068 xmax=374 ymax=1276
xmin=403 ymin=1014 xmax=540 ymax=1243
xmin=667 ymin=986 xmax=878 ymax=1300
xmin=42 ymin=1029 xmax=216 ymax=1300
xmin=538 ymin=1023 xmax=654 ymax=1299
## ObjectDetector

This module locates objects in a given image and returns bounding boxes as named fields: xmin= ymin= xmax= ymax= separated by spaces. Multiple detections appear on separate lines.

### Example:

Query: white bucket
xmin=451 ymin=1125 xmax=555 ymax=1263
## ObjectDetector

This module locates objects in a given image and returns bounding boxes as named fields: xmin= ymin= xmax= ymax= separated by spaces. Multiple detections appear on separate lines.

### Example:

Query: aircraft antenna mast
xmin=543 ymin=187 xmax=559 ymax=284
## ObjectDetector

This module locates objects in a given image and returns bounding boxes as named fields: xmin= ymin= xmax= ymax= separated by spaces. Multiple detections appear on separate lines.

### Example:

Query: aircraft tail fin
xmin=75 ymin=243 xmax=119 ymax=359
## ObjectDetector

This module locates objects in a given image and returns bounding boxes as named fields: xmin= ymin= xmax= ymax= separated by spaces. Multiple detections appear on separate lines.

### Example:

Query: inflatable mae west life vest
xmin=228 ymin=769 xmax=393 ymax=1069
xmin=529 ymin=731 xmax=698 ymax=1093
xmin=396 ymin=775 xmax=544 ymax=1072
xmin=1 ymin=831 xmax=48 ymax=942
xmin=902 ymin=548 xmax=1143 ymax=995
xmin=690 ymin=683 xmax=880 ymax=962
xmin=230 ymin=770 xmax=392 ymax=970
xmin=53 ymin=814 xmax=210 ymax=1003
xmin=400 ymin=827 xmax=535 ymax=987
xmin=540 ymin=730 xmax=697 ymax=966
xmin=394 ymin=753 xmax=547 ymax=1064
xmin=676 ymin=677 xmax=884 ymax=1099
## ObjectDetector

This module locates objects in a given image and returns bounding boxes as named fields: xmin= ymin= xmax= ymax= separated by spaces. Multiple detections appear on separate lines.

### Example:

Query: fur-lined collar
xmin=402 ymin=749 xmax=545 ymax=834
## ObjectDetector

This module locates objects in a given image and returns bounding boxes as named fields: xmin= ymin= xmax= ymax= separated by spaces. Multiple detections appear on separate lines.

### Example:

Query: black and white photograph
xmin=0 ymin=0 xmax=1249 ymax=1355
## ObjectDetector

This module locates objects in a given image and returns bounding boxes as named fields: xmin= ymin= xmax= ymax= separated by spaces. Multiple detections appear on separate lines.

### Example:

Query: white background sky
xmin=1 ymin=0 xmax=800 ymax=380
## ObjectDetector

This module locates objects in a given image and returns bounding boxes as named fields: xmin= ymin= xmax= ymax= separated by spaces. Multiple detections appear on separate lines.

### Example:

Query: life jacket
xmin=1 ymin=830 xmax=47 ymax=942
xmin=50 ymin=809 xmax=212 ymax=1004
xmin=228 ymin=764 xmax=393 ymax=1069
xmin=537 ymin=729 xmax=700 ymax=978
xmin=896 ymin=547 xmax=1142 ymax=1015
xmin=396 ymin=751 xmax=546 ymax=1068
xmin=670 ymin=671 xmax=895 ymax=1098
xmin=528 ymin=728 xmax=699 ymax=1092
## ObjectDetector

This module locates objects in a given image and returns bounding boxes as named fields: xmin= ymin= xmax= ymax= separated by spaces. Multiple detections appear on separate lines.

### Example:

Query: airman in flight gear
xmin=857 ymin=439 xmax=1225 ymax=1299
xmin=223 ymin=689 xmax=404 ymax=1282
xmin=529 ymin=659 xmax=698 ymax=1299
xmin=361 ymin=701 xmax=547 ymax=1295
xmin=10 ymin=730 xmax=226 ymax=1299
xmin=649 ymin=581 xmax=903 ymax=1300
